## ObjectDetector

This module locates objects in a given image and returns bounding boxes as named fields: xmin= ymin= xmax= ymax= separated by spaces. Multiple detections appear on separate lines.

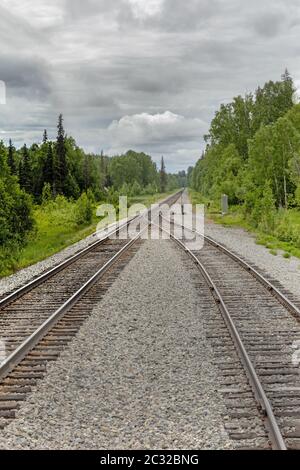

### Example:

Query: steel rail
xmin=0 ymin=191 xmax=182 ymax=383
xmin=164 ymin=212 xmax=300 ymax=320
xmin=153 ymin=219 xmax=287 ymax=450
xmin=204 ymin=233 xmax=300 ymax=319
xmin=0 ymin=224 xmax=149 ymax=382
xmin=0 ymin=190 xmax=183 ymax=310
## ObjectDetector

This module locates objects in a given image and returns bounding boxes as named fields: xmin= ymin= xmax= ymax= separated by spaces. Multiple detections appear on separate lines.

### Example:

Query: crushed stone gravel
xmin=182 ymin=190 xmax=300 ymax=302
xmin=0 ymin=220 xmax=129 ymax=298
xmin=0 ymin=240 xmax=233 ymax=450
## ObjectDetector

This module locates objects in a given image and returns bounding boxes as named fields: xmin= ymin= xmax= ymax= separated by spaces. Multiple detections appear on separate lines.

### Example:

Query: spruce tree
xmin=160 ymin=156 xmax=167 ymax=193
xmin=100 ymin=150 xmax=106 ymax=190
xmin=43 ymin=129 xmax=48 ymax=144
xmin=281 ymin=68 xmax=296 ymax=108
xmin=8 ymin=139 xmax=16 ymax=175
xmin=19 ymin=144 xmax=32 ymax=193
xmin=84 ymin=154 xmax=90 ymax=190
xmin=43 ymin=142 xmax=54 ymax=190
xmin=56 ymin=114 xmax=68 ymax=194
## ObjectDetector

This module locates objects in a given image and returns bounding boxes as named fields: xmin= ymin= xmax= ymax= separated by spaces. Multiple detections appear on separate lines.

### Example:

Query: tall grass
xmin=0 ymin=191 xmax=174 ymax=278
xmin=189 ymin=189 xmax=300 ymax=259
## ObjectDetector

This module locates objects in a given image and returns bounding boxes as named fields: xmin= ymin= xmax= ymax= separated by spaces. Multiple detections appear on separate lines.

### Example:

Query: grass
xmin=188 ymin=189 xmax=300 ymax=260
xmin=0 ymin=191 xmax=175 ymax=278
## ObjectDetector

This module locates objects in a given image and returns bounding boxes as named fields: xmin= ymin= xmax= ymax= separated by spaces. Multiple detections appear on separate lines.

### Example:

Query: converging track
xmin=1 ymin=189 xmax=300 ymax=450
xmin=164 ymin=191 xmax=300 ymax=450
xmin=0 ymin=191 xmax=182 ymax=428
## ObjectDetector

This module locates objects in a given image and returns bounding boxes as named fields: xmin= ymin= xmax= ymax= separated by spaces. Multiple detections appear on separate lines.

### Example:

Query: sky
xmin=0 ymin=0 xmax=300 ymax=172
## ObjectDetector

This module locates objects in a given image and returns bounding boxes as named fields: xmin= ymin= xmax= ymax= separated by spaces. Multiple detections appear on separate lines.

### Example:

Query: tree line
xmin=191 ymin=70 xmax=300 ymax=232
xmin=0 ymin=115 xmax=184 ymax=255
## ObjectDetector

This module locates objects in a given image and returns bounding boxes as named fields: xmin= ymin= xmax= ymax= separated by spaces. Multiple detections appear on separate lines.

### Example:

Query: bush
xmin=120 ymin=182 xmax=130 ymax=196
xmin=130 ymin=181 xmax=142 ymax=196
xmin=86 ymin=188 xmax=96 ymax=204
xmin=0 ymin=242 xmax=21 ymax=277
xmin=247 ymin=181 xmax=276 ymax=233
xmin=75 ymin=192 xmax=93 ymax=225
xmin=144 ymin=183 xmax=157 ymax=195
xmin=107 ymin=188 xmax=120 ymax=206
xmin=0 ymin=176 xmax=34 ymax=245
xmin=41 ymin=183 xmax=52 ymax=205
xmin=295 ymin=185 xmax=300 ymax=207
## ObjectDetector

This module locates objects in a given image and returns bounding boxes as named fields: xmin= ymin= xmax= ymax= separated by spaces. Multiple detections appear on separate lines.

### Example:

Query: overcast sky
xmin=0 ymin=0 xmax=300 ymax=172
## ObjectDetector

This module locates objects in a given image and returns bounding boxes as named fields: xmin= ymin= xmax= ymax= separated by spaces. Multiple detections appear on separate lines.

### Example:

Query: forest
xmin=0 ymin=115 xmax=184 ymax=275
xmin=190 ymin=70 xmax=300 ymax=256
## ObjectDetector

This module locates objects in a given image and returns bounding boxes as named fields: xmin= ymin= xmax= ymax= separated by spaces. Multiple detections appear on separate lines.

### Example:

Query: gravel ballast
xmin=181 ymin=191 xmax=300 ymax=301
xmin=0 ymin=193 xmax=175 ymax=297
xmin=0 ymin=219 xmax=132 ymax=298
xmin=0 ymin=232 xmax=100 ymax=298
xmin=204 ymin=222 xmax=300 ymax=301
xmin=0 ymin=240 xmax=233 ymax=450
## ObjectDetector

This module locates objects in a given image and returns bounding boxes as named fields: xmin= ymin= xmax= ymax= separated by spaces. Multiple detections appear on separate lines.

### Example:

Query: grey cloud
xmin=148 ymin=0 xmax=220 ymax=31
xmin=1 ymin=0 xmax=300 ymax=171
xmin=117 ymin=0 xmax=220 ymax=32
xmin=0 ymin=55 xmax=52 ymax=100
xmin=64 ymin=0 xmax=124 ymax=22
xmin=251 ymin=10 xmax=289 ymax=38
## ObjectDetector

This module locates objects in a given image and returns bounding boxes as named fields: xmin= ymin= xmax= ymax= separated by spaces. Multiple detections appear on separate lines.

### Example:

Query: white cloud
xmin=1 ymin=0 xmax=64 ymax=28
xmin=128 ymin=0 xmax=163 ymax=19
xmin=104 ymin=111 xmax=204 ymax=146
xmin=98 ymin=111 xmax=203 ymax=171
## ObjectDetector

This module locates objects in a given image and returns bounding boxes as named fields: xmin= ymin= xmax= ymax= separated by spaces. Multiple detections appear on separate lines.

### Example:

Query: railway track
xmin=0 ymin=191 xmax=182 ymax=430
xmin=163 ymin=193 xmax=300 ymax=450
xmin=1 ymin=187 xmax=299 ymax=450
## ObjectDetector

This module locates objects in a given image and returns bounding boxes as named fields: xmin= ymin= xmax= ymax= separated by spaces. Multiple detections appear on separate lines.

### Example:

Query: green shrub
xmin=144 ymin=183 xmax=157 ymax=195
xmin=41 ymin=183 xmax=52 ymax=205
xmin=295 ymin=185 xmax=300 ymax=207
xmin=130 ymin=181 xmax=142 ymax=196
xmin=107 ymin=188 xmax=120 ymax=206
xmin=0 ymin=242 xmax=21 ymax=277
xmin=249 ymin=182 xmax=276 ymax=233
xmin=120 ymin=182 xmax=130 ymax=196
xmin=86 ymin=188 xmax=96 ymax=204
xmin=75 ymin=192 xmax=93 ymax=225
xmin=0 ymin=176 xmax=34 ymax=245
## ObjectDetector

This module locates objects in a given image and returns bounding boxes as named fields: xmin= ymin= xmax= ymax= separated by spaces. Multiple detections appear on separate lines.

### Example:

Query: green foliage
xmin=295 ymin=185 xmax=300 ymax=207
xmin=130 ymin=180 xmax=142 ymax=196
xmin=0 ymin=143 xmax=34 ymax=275
xmin=55 ymin=114 xmax=68 ymax=194
xmin=19 ymin=144 xmax=33 ymax=193
xmin=41 ymin=182 xmax=52 ymax=205
xmin=0 ymin=114 xmax=184 ymax=276
xmin=0 ymin=242 xmax=21 ymax=277
xmin=75 ymin=192 xmax=93 ymax=225
xmin=252 ymin=181 xmax=276 ymax=232
xmin=86 ymin=188 xmax=96 ymax=204
xmin=109 ymin=150 xmax=158 ymax=189
xmin=120 ymin=182 xmax=130 ymax=196
xmin=144 ymin=183 xmax=158 ymax=195
xmin=8 ymin=139 xmax=16 ymax=175
xmin=191 ymin=71 xmax=300 ymax=230
xmin=0 ymin=141 xmax=34 ymax=249
xmin=2 ymin=115 xmax=182 ymax=207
